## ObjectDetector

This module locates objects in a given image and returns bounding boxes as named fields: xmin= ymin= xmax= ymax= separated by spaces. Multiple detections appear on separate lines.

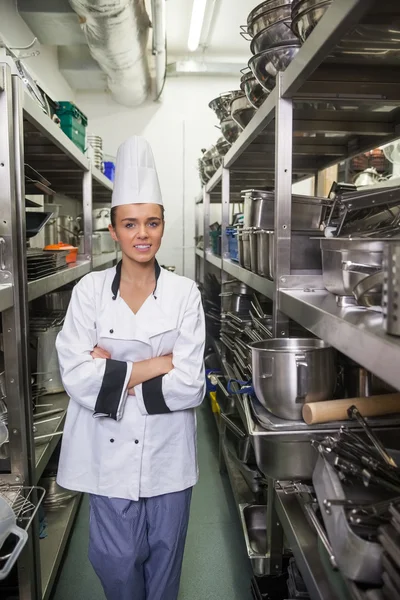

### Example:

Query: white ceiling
xmin=166 ymin=0 xmax=256 ymax=60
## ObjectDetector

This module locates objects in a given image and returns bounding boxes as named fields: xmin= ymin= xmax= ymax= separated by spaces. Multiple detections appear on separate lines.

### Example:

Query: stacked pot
xmin=239 ymin=188 xmax=329 ymax=278
xmin=244 ymin=0 xmax=300 ymax=95
xmin=208 ymin=90 xmax=251 ymax=145
xmin=198 ymin=137 xmax=231 ymax=185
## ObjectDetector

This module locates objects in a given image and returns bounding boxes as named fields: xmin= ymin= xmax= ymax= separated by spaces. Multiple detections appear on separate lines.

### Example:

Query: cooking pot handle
xmin=239 ymin=25 xmax=251 ymax=41
xmin=352 ymin=271 xmax=384 ymax=306
xmin=342 ymin=261 xmax=382 ymax=275
xmin=260 ymin=356 xmax=273 ymax=379
xmin=296 ymin=354 xmax=308 ymax=402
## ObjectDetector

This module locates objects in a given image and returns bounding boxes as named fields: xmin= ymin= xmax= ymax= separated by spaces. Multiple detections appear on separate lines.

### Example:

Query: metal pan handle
xmin=296 ymin=354 xmax=308 ymax=402
xmin=303 ymin=502 xmax=337 ymax=569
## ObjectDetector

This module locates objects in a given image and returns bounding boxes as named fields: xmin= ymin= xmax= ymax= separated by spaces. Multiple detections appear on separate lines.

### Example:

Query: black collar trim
xmin=111 ymin=260 xmax=161 ymax=300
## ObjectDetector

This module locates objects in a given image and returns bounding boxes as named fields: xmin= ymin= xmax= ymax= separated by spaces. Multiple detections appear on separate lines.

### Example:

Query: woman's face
xmin=109 ymin=203 xmax=164 ymax=263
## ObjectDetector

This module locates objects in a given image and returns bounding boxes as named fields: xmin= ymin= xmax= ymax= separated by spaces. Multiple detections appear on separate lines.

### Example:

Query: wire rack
xmin=0 ymin=484 xmax=45 ymax=531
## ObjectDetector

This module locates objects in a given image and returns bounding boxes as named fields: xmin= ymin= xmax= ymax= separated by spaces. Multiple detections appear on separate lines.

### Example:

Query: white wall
xmin=76 ymin=76 xmax=238 ymax=279
xmin=0 ymin=0 xmax=73 ymax=100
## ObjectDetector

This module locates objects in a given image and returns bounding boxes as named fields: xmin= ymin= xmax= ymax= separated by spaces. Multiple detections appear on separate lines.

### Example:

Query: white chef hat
xmin=111 ymin=136 xmax=163 ymax=207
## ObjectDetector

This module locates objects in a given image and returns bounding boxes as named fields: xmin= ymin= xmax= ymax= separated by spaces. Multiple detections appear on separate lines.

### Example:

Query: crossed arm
xmin=90 ymin=346 xmax=173 ymax=395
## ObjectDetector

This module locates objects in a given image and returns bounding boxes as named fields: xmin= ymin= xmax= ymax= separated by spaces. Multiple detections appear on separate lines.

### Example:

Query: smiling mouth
xmin=134 ymin=244 xmax=151 ymax=250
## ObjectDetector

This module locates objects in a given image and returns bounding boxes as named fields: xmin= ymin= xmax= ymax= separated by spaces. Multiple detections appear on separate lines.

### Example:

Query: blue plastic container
xmin=103 ymin=161 xmax=115 ymax=182
xmin=226 ymin=226 xmax=239 ymax=261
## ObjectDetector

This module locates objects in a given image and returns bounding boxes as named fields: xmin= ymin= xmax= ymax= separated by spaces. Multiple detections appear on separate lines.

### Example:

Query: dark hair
xmin=110 ymin=205 xmax=165 ymax=228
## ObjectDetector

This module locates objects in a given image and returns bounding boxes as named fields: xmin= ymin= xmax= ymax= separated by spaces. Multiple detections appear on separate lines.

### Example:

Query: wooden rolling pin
xmin=302 ymin=393 xmax=400 ymax=425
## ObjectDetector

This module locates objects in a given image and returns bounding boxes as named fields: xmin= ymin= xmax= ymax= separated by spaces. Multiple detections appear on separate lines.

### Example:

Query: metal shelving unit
xmin=0 ymin=58 xmax=116 ymax=599
xmin=196 ymin=0 xmax=400 ymax=596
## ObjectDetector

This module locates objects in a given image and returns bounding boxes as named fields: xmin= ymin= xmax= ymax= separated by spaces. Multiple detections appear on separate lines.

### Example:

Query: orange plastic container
xmin=44 ymin=243 xmax=78 ymax=264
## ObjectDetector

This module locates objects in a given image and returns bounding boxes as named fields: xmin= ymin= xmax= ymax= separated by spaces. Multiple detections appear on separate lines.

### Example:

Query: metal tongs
xmin=347 ymin=405 xmax=397 ymax=468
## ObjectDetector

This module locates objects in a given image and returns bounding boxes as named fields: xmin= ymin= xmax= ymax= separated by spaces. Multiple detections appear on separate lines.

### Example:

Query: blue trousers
xmin=88 ymin=488 xmax=192 ymax=600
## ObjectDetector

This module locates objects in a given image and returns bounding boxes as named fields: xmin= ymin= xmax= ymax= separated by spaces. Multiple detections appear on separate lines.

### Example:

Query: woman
xmin=56 ymin=136 xmax=206 ymax=600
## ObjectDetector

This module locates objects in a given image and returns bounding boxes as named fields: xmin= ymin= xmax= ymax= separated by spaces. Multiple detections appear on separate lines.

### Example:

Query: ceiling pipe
xmin=69 ymin=0 xmax=151 ymax=107
xmin=151 ymin=0 xmax=167 ymax=101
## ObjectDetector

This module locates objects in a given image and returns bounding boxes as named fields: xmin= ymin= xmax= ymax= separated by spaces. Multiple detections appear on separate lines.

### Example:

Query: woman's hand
xmin=90 ymin=346 xmax=111 ymax=360
xmin=127 ymin=354 xmax=174 ymax=396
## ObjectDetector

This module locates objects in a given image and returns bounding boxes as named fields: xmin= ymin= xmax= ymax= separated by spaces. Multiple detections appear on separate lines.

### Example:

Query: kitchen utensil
xmin=41 ymin=476 xmax=78 ymax=509
xmin=320 ymin=237 xmax=385 ymax=302
xmin=249 ymin=44 xmax=300 ymax=91
xmin=313 ymin=449 xmax=396 ymax=584
xmin=352 ymin=271 xmax=384 ymax=310
xmin=348 ymin=405 xmax=397 ymax=468
xmin=230 ymin=95 xmax=255 ymax=130
xmin=239 ymin=227 xmax=252 ymax=270
xmin=247 ymin=1 xmax=293 ymax=38
xmin=78 ymin=233 xmax=102 ymax=256
xmin=25 ymin=212 xmax=53 ymax=239
xmin=248 ymin=228 xmax=258 ymax=273
xmin=242 ymin=189 xmax=329 ymax=230
xmin=0 ymin=496 xmax=28 ymax=580
xmin=96 ymin=231 xmax=116 ymax=254
xmin=220 ymin=117 xmax=242 ymax=144
xmin=30 ymin=318 xmax=64 ymax=395
xmin=208 ymin=91 xmax=244 ymax=122
xmin=240 ymin=69 xmax=268 ymax=109
xmin=220 ymin=412 xmax=254 ymax=463
xmin=383 ymin=243 xmax=400 ymax=336
xmin=303 ymin=394 xmax=400 ymax=425
xmin=291 ymin=0 xmax=331 ymax=42
xmin=219 ymin=291 xmax=253 ymax=314
xmin=40 ymin=290 xmax=72 ymax=313
xmin=270 ymin=231 xmax=321 ymax=279
xmin=87 ymin=134 xmax=103 ymax=171
xmin=91 ymin=208 xmax=110 ymax=231
xmin=56 ymin=215 xmax=77 ymax=246
xmin=250 ymin=19 xmax=298 ymax=54
xmin=251 ymin=338 xmax=336 ymax=420
xmin=239 ymin=504 xmax=269 ymax=576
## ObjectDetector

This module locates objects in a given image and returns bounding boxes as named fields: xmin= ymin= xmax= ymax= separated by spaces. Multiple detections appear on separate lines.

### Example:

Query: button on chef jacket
xmin=55 ymin=261 xmax=206 ymax=501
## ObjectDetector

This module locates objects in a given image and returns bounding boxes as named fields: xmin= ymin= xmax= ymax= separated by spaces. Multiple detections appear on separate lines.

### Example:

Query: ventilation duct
xmin=69 ymin=0 xmax=151 ymax=106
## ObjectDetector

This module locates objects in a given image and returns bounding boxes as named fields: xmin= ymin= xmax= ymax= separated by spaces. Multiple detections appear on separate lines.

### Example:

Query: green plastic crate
xmin=56 ymin=101 xmax=88 ymax=153
xmin=210 ymin=229 xmax=221 ymax=256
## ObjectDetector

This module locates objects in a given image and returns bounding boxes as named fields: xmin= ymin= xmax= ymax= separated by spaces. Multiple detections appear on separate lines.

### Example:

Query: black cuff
xmin=94 ymin=359 xmax=127 ymax=420
xmin=142 ymin=375 xmax=171 ymax=414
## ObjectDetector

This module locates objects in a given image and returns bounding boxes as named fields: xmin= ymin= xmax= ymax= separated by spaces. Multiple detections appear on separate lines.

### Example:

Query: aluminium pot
xmin=247 ymin=1 xmax=293 ymax=38
xmin=96 ymin=231 xmax=116 ymax=254
xmin=230 ymin=95 xmax=256 ymax=130
xmin=92 ymin=208 xmax=111 ymax=231
xmin=320 ymin=237 xmax=385 ymax=300
xmin=243 ymin=189 xmax=329 ymax=230
xmin=240 ymin=227 xmax=252 ymax=270
xmin=251 ymin=338 xmax=336 ymax=420
xmin=31 ymin=325 xmax=64 ymax=395
xmin=78 ymin=234 xmax=102 ymax=255
xmin=220 ymin=292 xmax=253 ymax=314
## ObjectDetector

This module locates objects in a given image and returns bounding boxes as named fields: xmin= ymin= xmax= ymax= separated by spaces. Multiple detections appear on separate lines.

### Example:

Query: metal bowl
xmin=240 ymin=70 xmax=269 ymax=108
xmin=209 ymin=91 xmax=244 ymax=122
xmin=249 ymin=44 xmax=300 ymax=91
xmin=215 ymin=136 xmax=231 ymax=157
xmin=248 ymin=2 xmax=293 ymax=38
xmin=220 ymin=117 xmax=242 ymax=144
xmin=291 ymin=0 xmax=331 ymax=42
xmin=230 ymin=95 xmax=256 ymax=130
xmin=250 ymin=18 xmax=298 ymax=54
xmin=249 ymin=52 xmax=277 ymax=92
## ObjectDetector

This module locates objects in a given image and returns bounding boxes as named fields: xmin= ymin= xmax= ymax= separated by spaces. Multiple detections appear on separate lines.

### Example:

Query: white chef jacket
xmin=55 ymin=262 xmax=206 ymax=501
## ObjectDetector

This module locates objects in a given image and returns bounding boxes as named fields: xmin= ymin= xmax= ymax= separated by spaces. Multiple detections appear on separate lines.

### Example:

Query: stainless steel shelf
xmin=92 ymin=251 xmax=117 ymax=269
xmin=23 ymin=92 xmax=89 ymax=172
xmin=205 ymin=166 xmax=222 ymax=193
xmin=28 ymin=259 xmax=90 ymax=302
xmin=0 ymin=283 xmax=13 ymax=312
xmin=280 ymin=289 xmax=400 ymax=390
xmin=35 ymin=393 xmax=69 ymax=484
xmin=40 ymin=494 xmax=82 ymax=600
xmin=205 ymin=253 xmax=222 ymax=269
xmin=195 ymin=248 xmax=204 ymax=259
xmin=223 ymin=260 xmax=275 ymax=300
xmin=275 ymin=489 xmax=342 ymax=600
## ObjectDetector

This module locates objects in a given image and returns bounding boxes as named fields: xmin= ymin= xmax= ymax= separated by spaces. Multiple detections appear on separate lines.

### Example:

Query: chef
xmin=56 ymin=136 xmax=206 ymax=600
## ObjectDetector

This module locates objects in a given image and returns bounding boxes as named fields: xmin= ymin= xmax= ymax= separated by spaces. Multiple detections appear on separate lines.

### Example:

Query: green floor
xmin=51 ymin=401 xmax=253 ymax=600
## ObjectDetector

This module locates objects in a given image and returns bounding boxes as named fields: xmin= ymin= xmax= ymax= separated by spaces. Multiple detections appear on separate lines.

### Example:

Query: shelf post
xmin=0 ymin=63 xmax=41 ymax=600
xmin=82 ymin=167 xmax=93 ymax=268
xmin=273 ymin=73 xmax=293 ymax=337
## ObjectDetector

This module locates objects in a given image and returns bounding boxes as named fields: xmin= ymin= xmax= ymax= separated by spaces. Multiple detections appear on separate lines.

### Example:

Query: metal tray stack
xmin=379 ymin=504 xmax=400 ymax=598
xmin=26 ymin=249 xmax=69 ymax=281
